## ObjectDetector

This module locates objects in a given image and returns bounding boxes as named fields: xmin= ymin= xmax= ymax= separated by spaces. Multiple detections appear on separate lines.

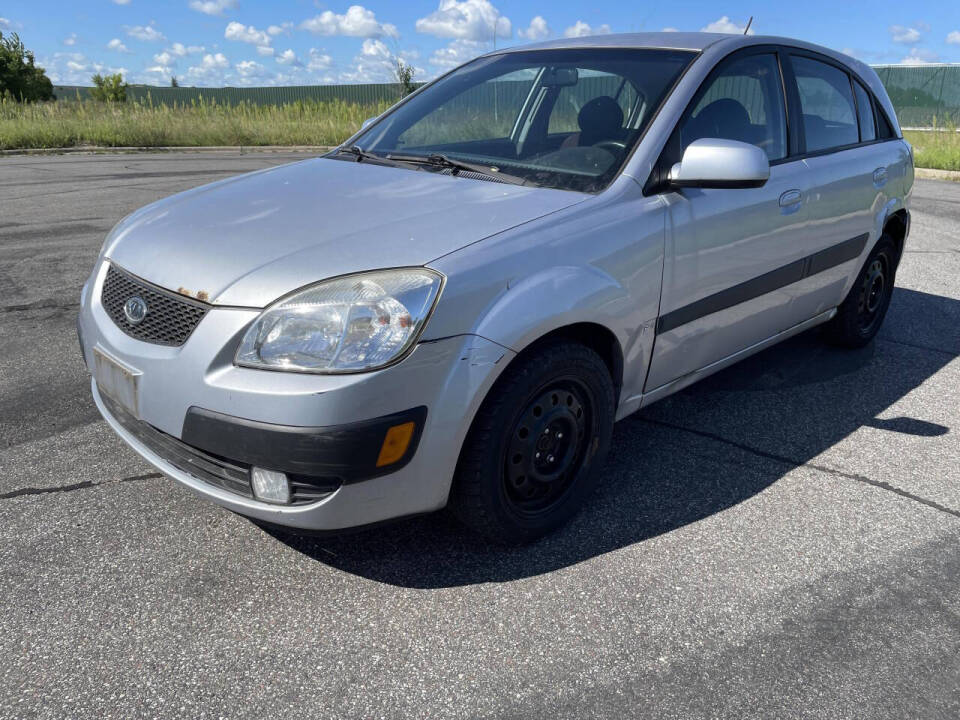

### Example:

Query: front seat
xmin=561 ymin=96 xmax=625 ymax=148
xmin=684 ymin=98 xmax=754 ymax=146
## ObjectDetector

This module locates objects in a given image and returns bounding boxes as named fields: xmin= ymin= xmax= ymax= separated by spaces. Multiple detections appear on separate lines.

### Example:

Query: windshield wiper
xmin=385 ymin=153 xmax=528 ymax=186
xmin=333 ymin=145 xmax=404 ymax=168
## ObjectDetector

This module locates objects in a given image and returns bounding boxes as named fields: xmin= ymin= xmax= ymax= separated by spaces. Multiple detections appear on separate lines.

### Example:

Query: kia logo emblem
xmin=123 ymin=296 xmax=148 ymax=325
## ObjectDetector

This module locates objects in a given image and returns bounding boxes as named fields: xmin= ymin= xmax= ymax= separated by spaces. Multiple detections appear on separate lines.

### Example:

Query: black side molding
xmin=657 ymin=233 xmax=868 ymax=334
xmin=181 ymin=405 xmax=428 ymax=484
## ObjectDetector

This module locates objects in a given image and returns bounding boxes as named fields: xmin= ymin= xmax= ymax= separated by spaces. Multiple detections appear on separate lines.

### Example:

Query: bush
xmin=90 ymin=73 xmax=128 ymax=103
xmin=0 ymin=31 xmax=54 ymax=102
xmin=395 ymin=59 xmax=416 ymax=98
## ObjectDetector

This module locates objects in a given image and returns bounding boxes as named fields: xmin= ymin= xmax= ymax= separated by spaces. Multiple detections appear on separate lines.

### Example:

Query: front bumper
xmin=79 ymin=260 xmax=513 ymax=530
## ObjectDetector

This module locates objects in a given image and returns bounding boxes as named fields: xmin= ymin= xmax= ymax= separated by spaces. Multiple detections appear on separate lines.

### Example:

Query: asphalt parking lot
xmin=1 ymin=152 xmax=958 ymax=719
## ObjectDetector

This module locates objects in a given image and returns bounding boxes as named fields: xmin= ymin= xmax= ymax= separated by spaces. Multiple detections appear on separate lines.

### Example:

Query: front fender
xmin=472 ymin=264 xmax=627 ymax=353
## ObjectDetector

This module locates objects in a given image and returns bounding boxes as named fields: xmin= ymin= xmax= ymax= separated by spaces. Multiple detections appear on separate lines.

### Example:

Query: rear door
xmin=783 ymin=52 xmax=894 ymax=320
xmin=645 ymin=49 xmax=812 ymax=392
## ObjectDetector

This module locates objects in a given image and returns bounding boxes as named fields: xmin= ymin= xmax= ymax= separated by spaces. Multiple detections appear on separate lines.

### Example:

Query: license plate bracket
xmin=93 ymin=348 xmax=141 ymax=419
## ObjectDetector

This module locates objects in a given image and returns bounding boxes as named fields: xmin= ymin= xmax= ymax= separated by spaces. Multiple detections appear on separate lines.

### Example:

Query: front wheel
xmin=449 ymin=341 xmax=615 ymax=544
xmin=823 ymin=234 xmax=898 ymax=348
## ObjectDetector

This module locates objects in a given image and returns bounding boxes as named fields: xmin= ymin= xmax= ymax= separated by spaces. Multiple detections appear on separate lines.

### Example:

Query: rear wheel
xmin=449 ymin=341 xmax=615 ymax=544
xmin=823 ymin=234 xmax=897 ymax=348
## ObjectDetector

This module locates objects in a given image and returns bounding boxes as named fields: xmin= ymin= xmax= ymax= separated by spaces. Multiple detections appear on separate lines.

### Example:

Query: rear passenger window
xmin=792 ymin=56 xmax=859 ymax=152
xmin=681 ymin=53 xmax=787 ymax=161
xmin=853 ymin=80 xmax=876 ymax=142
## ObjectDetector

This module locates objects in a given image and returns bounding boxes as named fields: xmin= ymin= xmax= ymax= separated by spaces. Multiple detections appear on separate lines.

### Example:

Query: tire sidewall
xmin=459 ymin=343 xmax=615 ymax=543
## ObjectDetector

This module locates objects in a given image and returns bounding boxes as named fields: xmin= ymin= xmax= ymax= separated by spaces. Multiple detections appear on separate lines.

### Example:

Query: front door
xmin=645 ymin=50 xmax=811 ymax=392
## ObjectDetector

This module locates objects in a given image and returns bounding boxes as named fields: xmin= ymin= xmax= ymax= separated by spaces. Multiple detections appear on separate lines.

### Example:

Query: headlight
xmin=235 ymin=268 xmax=443 ymax=373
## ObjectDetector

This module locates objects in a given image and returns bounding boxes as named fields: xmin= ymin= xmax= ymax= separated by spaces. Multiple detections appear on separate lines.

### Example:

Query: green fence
xmin=54 ymin=64 xmax=960 ymax=129
xmin=873 ymin=65 xmax=960 ymax=128
xmin=52 ymin=82 xmax=422 ymax=107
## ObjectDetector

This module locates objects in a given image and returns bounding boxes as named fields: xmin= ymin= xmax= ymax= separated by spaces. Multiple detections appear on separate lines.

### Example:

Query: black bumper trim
xmin=180 ymin=405 xmax=428 ymax=484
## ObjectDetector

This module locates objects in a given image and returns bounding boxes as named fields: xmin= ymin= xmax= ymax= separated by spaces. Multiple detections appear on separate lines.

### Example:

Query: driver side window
xmin=680 ymin=53 xmax=787 ymax=161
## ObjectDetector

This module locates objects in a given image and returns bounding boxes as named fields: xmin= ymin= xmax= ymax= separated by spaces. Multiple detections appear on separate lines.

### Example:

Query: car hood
xmin=104 ymin=157 xmax=588 ymax=307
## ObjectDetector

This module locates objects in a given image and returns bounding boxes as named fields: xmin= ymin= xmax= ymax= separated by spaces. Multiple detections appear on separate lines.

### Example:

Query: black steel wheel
xmin=824 ymin=234 xmax=898 ymax=348
xmin=450 ymin=341 xmax=615 ymax=544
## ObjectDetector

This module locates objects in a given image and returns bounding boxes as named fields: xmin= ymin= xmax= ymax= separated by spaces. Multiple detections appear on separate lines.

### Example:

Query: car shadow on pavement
xmin=268 ymin=287 xmax=958 ymax=588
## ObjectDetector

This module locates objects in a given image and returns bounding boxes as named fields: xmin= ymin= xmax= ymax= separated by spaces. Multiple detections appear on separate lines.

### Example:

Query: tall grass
xmin=3 ymin=96 xmax=960 ymax=173
xmin=903 ymin=129 xmax=960 ymax=172
xmin=0 ymin=96 xmax=389 ymax=149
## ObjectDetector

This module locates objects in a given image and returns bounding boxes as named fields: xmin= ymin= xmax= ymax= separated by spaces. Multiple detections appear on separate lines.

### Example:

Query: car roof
xmin=490 ymin=32 xmax=732 ymax=53
xmin=489 ymin=31 xmax=855 ymax=62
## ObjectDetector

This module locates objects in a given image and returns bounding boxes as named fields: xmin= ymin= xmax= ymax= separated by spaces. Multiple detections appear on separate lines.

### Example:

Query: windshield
xmin=340 ymin=48 xmax=695 ymax=193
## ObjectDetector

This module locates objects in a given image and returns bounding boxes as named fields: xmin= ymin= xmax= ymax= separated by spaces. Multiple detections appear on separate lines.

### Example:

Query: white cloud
xmin=153 ymin=51 xmax=175 ymax=67
xmin=337 ymin=39 xmax=423 ymax=84
xmin=0 ymin=18 xmax=10 ymax=30
xmin=37 ymin=52 xmax=128 ymax=84
xmin=236 ymin=60 xmax=264 ymax=76
xmin=300 ymin=5 xmax=398 ymax=39
xmin=112 ymin=0 xmax=131 ymax=5
xmin=429 ymin=38 xmax=484 ymax=68
xmin=200 ymin=52 xmax=229 ymax=69
xmin=563 ymin=21 xmax=611 ymax=38
xmin=701 ymin=16 xmax=753 ymax=34
xmin=106 ymin=38 xmax=130 ymax=53
xmin=662 ymin=27 xmax=678 ymax=33
xmin=948 ymin=31 xmax=960 ymax=45
xmin=126 ymin=24 xmax=166 ymax=42
xmin=900 ymin=47 xmax=938 ymax=64
xmin=185 ymin=52 xmax=229 ymax=85
xmin=189 ymin=0 xmax=237 ymax=16
xmin=268 ymin=22 xmax=294 ymax=37
xmin=224 ymin=21 xmax=271 ymax=46
xmin=307 ymin=48 xmax=333 ymax=71
xmin=890 ymin=25 xmax=922 ymax=44
xmin=416 ymin=0 xmax=511 ymax=42
xmin=518 ymin=16 xmax=549 ymax=41
xmin=256 ymin=46 xmax=275 ymax=56
xmin=167 ymin=42 xmax=204 ymax=57
xmin=63 ymin=33 xmax=78 ymax=46
xmin=276 ymin=49 xmax=301 ymax=66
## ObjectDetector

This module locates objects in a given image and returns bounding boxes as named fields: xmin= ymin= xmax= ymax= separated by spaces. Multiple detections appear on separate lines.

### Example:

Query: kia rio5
xmin=78 ymin=32 xmax=912 ymax=544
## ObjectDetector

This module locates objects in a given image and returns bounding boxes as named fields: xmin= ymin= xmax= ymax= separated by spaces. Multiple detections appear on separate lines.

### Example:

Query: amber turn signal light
xmin=376 ymin=421 xmax=416 ymax=467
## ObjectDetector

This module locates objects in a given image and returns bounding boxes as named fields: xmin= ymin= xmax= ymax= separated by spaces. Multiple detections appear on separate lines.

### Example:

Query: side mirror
xmin=669 ymin=138 xmax=770 ymax=189
xmin=361 ymin=116 xmax=377 ymax=130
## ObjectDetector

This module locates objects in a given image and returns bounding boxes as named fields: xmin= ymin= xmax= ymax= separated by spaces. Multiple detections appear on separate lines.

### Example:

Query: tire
xmin=449 ymin=340 xmax=615 ymax=544
xmin=823 ymin=234 xmax=898 ymax=348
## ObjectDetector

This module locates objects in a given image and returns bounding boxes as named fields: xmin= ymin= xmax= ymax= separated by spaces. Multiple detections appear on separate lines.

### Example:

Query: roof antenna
xmin=743 ymin=17 xmax=753 ymax=35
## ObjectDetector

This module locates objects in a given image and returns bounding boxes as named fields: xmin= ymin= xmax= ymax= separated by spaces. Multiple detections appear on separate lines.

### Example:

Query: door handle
xmin=873 ymin=167 xmax=888 ymax=186
xmin=779 ymin=189 xmax=802 ymax=207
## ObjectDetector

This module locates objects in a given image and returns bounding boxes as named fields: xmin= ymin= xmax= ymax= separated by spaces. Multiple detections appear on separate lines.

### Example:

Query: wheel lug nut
xmin=535 ymin=452 xmax=540 ymax=459
xmin=557 ymin=432 xmax=563 ymax=439
xmin=547 ymin=455 xmax=555 ymax=463
xmin=543 ymin=428 xmax=550 ymax=435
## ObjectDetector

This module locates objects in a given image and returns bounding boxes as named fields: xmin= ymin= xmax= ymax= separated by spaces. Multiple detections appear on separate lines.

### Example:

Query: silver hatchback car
xmin=78 ymin=32 xmax=912 ymax=543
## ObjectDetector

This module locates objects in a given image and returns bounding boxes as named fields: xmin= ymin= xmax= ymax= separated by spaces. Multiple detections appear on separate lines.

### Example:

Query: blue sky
xmin=2 ymin=1 xmax=959 ymax=87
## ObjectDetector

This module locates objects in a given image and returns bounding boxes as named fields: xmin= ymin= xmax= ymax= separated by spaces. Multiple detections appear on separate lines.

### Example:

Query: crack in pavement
xmin=0 ymin=298 xmax=79 ymax=314
xmin=637 ymin=417 xmax=960 ymax=520
xmin=0 ymin=472 xmax=161 ymax=500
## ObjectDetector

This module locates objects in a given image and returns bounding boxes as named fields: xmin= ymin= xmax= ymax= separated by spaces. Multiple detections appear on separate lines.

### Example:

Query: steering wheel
xmin=593 ymin=140 xmax=626 ymax=154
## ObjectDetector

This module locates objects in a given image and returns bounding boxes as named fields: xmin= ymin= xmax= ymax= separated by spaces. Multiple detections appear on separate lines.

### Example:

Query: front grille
xmin=101 ymin=264 xmax=209 ymax=346
xmin=100 ymin=392 xmax=340 ymax=505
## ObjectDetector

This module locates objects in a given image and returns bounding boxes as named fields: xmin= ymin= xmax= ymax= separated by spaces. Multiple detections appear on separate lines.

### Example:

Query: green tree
xmin=0 ymin=31 xmax=54 ymax=102
xmin=170 ymin=76 xmax=179 ymax=88
xmin=394 ymin=58 xmax=416 ymax=98
xmin=90 ymin=72 xmax=128 ymax=102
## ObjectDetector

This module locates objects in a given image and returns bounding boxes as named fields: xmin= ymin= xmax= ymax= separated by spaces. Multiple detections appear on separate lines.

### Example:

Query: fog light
xmin=251 ymin=467 xmax=290 ymax=504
